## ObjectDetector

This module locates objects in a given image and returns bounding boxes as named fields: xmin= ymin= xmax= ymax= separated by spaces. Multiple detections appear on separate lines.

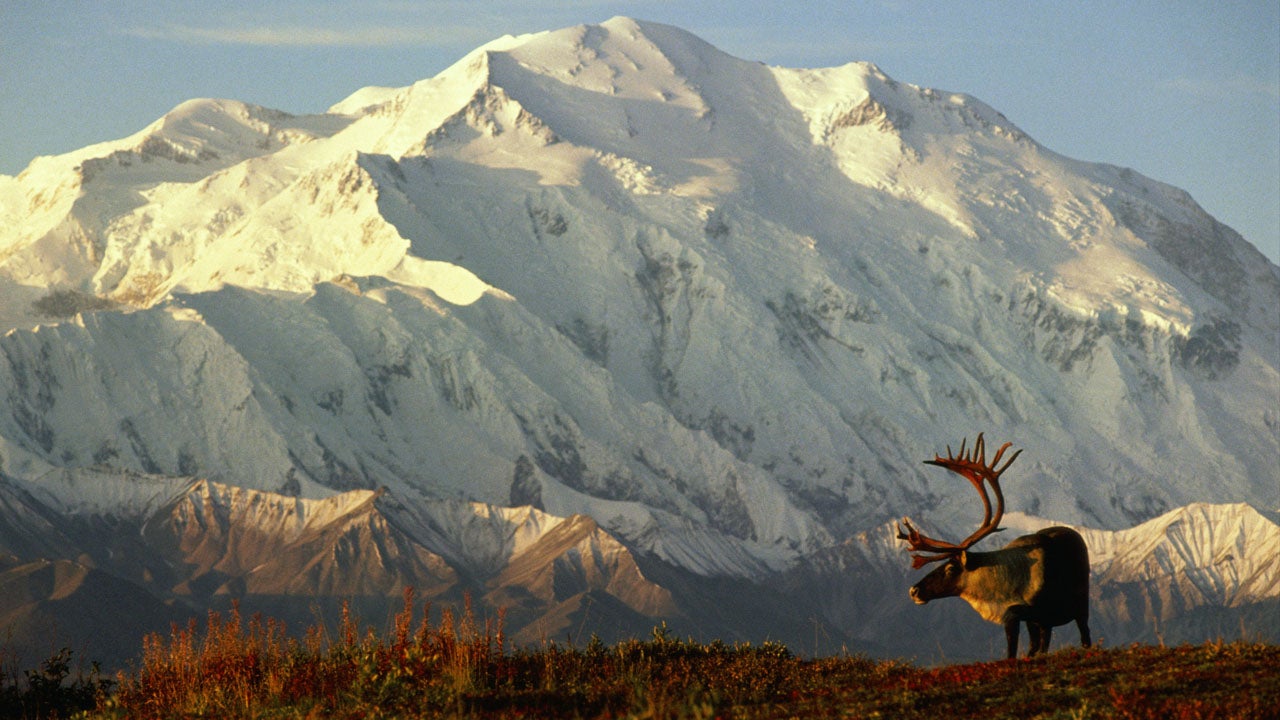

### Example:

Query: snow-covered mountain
xmin=1 ymin=17 xmax=1277 ymax=663
xmin=0 ymin=471 xmax=675 ymax=667
xmin=3 ymin=472 xmax=1273 ymax=666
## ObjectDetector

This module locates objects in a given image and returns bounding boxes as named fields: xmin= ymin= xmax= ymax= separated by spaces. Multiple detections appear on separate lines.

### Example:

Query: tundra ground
xmin=5 ymin=594 xmax=1277 ymax=719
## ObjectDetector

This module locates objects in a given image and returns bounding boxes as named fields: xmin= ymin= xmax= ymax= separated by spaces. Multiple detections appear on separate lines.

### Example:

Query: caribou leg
xmin=1001 ymin=612 xmax=1022 ymax=659
xmin=1076 ymin=616 xmax=1092 ymax=648
xmin=1025 ymin=623 xmax=1041 ymax=655
xmin=1036 ymin=624 xmax=1053 ymax=654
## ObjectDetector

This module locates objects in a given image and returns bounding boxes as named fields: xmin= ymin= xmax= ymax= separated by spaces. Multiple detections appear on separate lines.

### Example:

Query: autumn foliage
xmin=5 ymin=588 xmax=1276 ymax=719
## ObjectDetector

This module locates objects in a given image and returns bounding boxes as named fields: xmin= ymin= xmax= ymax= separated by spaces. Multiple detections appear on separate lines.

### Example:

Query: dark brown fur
xmin=909 ymin=526 xmax=1091 ymax=658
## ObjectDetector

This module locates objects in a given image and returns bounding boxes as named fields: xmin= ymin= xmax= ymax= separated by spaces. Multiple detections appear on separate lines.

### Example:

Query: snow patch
xmin=386 ymin=256 xmax=514 ymax=305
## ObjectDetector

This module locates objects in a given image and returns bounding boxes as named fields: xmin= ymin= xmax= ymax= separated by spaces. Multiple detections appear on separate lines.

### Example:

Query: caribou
xmin=898 ymin=434 xmax=1091 ymax=659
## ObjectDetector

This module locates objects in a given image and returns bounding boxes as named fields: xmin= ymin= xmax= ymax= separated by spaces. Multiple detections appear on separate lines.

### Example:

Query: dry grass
xmin=5 ymin=590 xmax=1276 ymax=719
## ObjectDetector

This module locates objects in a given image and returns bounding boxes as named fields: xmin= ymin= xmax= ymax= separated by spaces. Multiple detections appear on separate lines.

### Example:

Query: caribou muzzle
xmin=908 ymin=584 xmax=928 ymax=605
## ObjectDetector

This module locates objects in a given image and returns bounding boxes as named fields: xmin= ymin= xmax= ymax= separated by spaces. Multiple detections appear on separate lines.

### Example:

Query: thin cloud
xmin=115 ymin=0 xmax=629 ymax=49
xmin=122 ymin=22 xmax=485 ymax=48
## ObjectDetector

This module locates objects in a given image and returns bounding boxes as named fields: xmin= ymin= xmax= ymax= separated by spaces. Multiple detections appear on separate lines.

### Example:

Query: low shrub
xmin=0 ymin=646 xmax=113 ymax=719
xmin=31 ymin=592 xmax=1277 ymax=719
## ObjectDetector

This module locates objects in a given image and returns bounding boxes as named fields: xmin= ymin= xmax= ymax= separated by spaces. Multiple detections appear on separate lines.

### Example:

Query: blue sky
xmin=3 ymin=1 xmax=1277 ymax=263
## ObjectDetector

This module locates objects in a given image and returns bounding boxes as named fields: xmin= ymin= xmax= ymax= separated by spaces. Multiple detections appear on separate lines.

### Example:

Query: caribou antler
xmin=897 ymin=433 xmax=1023 ymax=569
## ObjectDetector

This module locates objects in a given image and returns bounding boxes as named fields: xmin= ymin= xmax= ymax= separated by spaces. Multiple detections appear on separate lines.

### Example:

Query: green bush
xmin=0 ymin=647 xmax=113 ymax=719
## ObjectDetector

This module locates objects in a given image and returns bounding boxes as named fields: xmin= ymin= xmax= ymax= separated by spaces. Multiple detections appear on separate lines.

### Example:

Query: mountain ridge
xmin=1 ymin=472 xmax=1274 ymax=665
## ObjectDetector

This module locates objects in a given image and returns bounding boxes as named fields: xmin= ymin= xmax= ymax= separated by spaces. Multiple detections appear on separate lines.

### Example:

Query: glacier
xmin=0 ymin=17 xmax=1277 ymax=664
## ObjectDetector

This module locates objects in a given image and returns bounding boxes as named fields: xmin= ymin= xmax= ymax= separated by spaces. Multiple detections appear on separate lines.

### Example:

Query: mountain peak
xmin=481 ymin=16 xmax=723 ymax=121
